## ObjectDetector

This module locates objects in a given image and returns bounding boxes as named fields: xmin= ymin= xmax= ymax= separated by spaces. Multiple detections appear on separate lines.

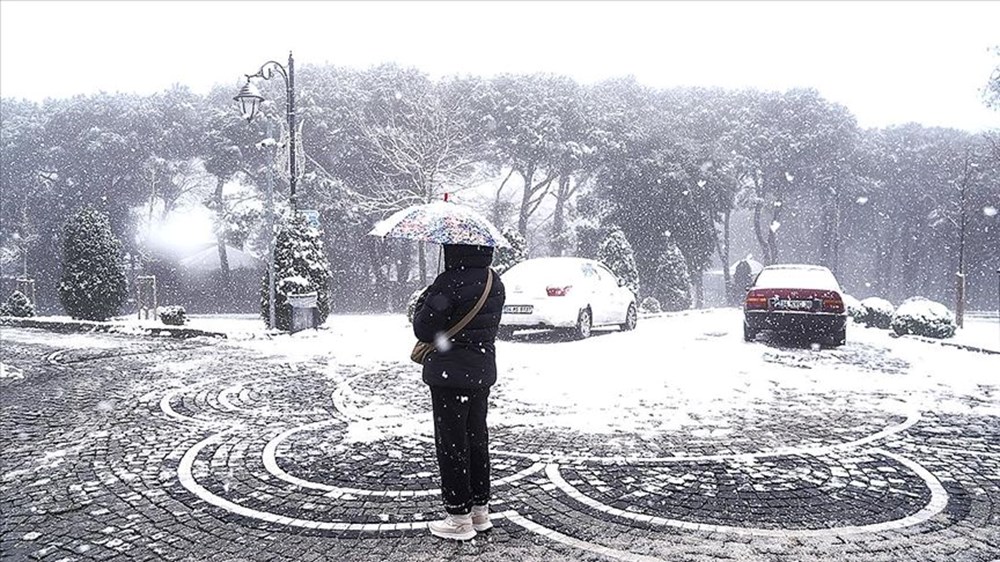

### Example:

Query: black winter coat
xmin=412 ymin=244 xmax=506 ymax=390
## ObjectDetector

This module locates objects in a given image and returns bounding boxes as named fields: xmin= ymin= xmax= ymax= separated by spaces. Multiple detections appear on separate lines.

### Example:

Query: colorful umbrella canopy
xmin=368 ymin=201 xmax=510 ymax=247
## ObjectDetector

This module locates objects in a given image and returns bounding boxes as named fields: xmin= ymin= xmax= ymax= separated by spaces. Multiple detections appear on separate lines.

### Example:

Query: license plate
xmin=772 ymin=299 xmax=813 ymax=311
xmin=504 ymin=305 xmax=533 ymax=314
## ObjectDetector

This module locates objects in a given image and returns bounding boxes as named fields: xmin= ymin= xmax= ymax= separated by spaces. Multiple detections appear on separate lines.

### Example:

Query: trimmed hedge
xmin=159 ymin=305 xmax=187 ymax=326
xmin=842 ymin=294 xmax=864 ymax=323
xmin=640 ymin=296 xmax=662 ymax=314
xmin=891 ymin=297 xmax=956 ymax=339
xmin=859 ymin=297 xmax=894 ymax=329
xmin=2 ymin=291 xmax=34 ymax=318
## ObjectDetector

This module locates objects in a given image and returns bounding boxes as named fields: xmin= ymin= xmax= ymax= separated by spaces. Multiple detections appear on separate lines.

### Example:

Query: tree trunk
xmin=517 ymin=165 xmax=536 ymax=237
xmin=551 ymin=173 xmax=570 ymax=256
xmin=418 ymin=241 xmax=427 ymax=286
xmin=214 ymin=177 xmax=232 ymax=312
xmin=752 ymin=203 xmax=770 ymax=265
xmin=692 ymin=267 xmax=704 ymax=308
xmin=721 ymin=210 xmax=731 ymax=303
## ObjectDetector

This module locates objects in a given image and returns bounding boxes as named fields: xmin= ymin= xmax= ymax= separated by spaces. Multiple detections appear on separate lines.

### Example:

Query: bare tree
xmin=354 ymin=90 xmax=483 ymax=283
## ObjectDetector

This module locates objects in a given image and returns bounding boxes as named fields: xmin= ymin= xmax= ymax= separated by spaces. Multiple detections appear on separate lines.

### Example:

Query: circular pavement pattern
xmin=1 ymin=328 xmax=999 ymax=561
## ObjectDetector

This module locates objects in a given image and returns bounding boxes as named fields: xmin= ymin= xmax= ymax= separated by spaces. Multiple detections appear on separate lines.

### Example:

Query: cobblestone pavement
xmin=2 ymin=325 xmax=999 ymax=562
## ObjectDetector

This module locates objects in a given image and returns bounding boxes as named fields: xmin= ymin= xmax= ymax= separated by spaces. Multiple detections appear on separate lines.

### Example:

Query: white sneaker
xmin=471 ymin=505 xmax=492 ymax=531
xmin=428 ymin=513 xmax=476 ymax=541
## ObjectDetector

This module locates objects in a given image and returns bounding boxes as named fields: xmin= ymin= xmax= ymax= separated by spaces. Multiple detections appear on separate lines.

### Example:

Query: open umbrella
xmin=368 ymin=201 xmax=510 ymax=247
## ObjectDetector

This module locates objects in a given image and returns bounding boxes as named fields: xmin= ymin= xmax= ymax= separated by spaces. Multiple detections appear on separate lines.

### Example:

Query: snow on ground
xmin=1 ymin=328 xmax=123 ymax=350
xmin=10 ymin=309 xmax=994 ymax=440
xmin=218 ymin=308 xmax=999 ymax=439
xmin=0 ymin=362 xmax=24 ymax=381
xmin=950 ymin=315 xmax=1000 ymax=352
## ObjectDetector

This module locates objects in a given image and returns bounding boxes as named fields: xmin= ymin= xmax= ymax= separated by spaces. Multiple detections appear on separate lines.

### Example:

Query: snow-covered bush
xmin=59 ymin=207 xmax=127 ymax=321
xmin=2 ymin=291 xmax=34 ymax=317
xmin=859 ymin=297 xmax=894 ymax=329
xmin=406 ymin=287 xmax=427 ymax=323
xmin=493 ymin=226 xmax=527 ymax=274
xmin=639 ymin=296 xmax=661 ymax=314
xmin=159 ymin=305 xmax=187 ymax=326
xmin=891 ymin=297 xmax=957 ymax=339
xmin=261 ymin=214 xmax=332 ymax=331
xmin=842 ymin=294 xmax=864 ymax=322
xmin=597 ymin=227 xmax=639 ymax=297
xmin=652 ymin=237 xmax=691 ymax=312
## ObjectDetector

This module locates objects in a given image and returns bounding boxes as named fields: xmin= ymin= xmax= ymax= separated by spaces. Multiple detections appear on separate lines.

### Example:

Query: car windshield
xmin=752 ymin=267 xmax=841 ymax=291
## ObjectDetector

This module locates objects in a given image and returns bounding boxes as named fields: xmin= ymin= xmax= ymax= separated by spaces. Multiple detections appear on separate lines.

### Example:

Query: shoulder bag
xmin=410 ymin=270 xmax=494 ymax=364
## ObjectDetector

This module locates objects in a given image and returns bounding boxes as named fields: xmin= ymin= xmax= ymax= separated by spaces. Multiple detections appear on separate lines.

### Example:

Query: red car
xmin=743 ymin=264 xmax=847 ymax=346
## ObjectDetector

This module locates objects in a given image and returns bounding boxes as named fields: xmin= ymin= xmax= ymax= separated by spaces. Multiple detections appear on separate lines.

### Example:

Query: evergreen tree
xmin=261 ymin=213 xmax=332 ymax=331
xmin=492 ymin=226 xmax=528 ymax=274
xmin=58 ymin=207 xmax=127 ymax=321
xmin=2 ymin=290 xmax=35 ymax=317
xmin=653 ymin=236 xmax=692 ymax=311
xmin=597 ymin=227 xmax=639 ymax=296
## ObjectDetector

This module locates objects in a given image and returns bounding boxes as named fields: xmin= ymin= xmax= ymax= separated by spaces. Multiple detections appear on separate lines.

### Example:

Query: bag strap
xmin=444 ymin=270 xmax=494 ymax=339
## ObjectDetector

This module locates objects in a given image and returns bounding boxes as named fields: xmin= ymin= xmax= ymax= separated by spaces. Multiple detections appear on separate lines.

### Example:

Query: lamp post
xmin=233 ymin=51 xmax=298 ymax=210
xmin=233 ymin=51 xmax=299 ymax=329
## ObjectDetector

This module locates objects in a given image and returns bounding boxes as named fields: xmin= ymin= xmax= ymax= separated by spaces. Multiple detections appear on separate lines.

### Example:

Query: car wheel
xmin=620 ymin=303 xmax=637 ymax=331
xmin=743 ymin=323 xmax=757 ymax=342
xmin=497 ymin=326 xmax=515 ymax=340
xmin=574 ymin=307 xmax=593 ymax=340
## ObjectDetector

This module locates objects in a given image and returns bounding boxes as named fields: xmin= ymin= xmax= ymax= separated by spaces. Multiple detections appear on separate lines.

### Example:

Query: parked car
xmin=499 ymin=257 xmax=637 ymax=339
xmin=743 ymin=264 xmax=847 ymax=346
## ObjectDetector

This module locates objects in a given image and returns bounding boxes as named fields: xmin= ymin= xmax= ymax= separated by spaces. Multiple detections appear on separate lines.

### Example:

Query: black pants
xmin=430 ymin=386 xmax=490 ymax=515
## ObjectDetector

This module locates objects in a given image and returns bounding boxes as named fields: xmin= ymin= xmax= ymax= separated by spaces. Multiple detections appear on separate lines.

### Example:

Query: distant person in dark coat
xmin=412 ymin=243 xmax=505 ymax=541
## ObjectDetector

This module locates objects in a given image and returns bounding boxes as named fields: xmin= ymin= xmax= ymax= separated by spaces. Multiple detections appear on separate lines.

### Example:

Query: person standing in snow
xmin=412 ymin=244 xmax=506 ymax=541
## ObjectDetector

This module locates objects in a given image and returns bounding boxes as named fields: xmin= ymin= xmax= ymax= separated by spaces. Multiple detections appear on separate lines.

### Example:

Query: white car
xmin=499 ymin=257 xmax=637 ymax=339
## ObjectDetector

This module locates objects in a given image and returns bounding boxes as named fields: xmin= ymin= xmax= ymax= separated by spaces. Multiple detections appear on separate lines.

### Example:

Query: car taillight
xmin=547 ymin=286 xmax=572 ymax=297
xmin=745 ymin=291 xmax=768 ymax=310
xmin=822 ymin=295 xmax=845 ymax=313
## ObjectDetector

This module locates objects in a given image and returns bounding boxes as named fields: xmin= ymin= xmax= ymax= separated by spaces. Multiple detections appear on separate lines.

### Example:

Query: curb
xmin=0 ymin=316 xmax=228 ymax=340
xmin=894 ymin=333 xmax=1000 ymax=356
xmin=639 ymin=308 xmax=721 ymax=320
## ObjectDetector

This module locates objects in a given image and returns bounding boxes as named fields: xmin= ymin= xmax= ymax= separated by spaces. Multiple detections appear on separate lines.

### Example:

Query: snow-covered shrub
xmin=159 ymin=305 xmax=187 ymax=326
xmin=891 ymin=297 xmax=956 ymax=339
xmin=59 ymin=207 xmax=127 ymax=321
xmin=493 ymin=226 xmax=527 ymax=274
xmin=842 ymin=294 xmax=864 ymax=322
xmin=597 ymin=227 xmax=639 ymax=296
xmin=639 ymin=296 xmax=661 ymax=314
xmin=261 ymin=214 xmax=332 ymax=331
xmin=3 ymin=291 xmax=35 ymax=318
xmin=652 ymin=237 xmax=691 ymax=312
xmin=859 ymin=297 xmax=894 ymax=329
xmin=406 ymin=287 xmax=428 ymax=323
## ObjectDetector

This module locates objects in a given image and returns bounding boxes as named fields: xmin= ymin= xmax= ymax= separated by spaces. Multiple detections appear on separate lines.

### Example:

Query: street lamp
xmin=234 ymin=50 xmax=298 ymax=210
xmin=233 ymin=51 xmax=299 ymax=330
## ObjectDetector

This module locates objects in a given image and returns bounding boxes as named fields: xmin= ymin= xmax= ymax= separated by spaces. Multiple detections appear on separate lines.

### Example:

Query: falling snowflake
xmin=773 ymin=201 xmax=783 ymax=208
xmin=697 ymin=180 xmax=707 ymax=187
xmin=435 ymin=332 xmax=452 ymax=352
xmin=984 ymin=206 xmax=998 ymax=217
xmin=785 ymin=172 xmax=795 ymax=182
xmin=856 ymin=196 xmax=869 ymax=205
xmin=769 ymin=221 xmax=781 ymax=233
